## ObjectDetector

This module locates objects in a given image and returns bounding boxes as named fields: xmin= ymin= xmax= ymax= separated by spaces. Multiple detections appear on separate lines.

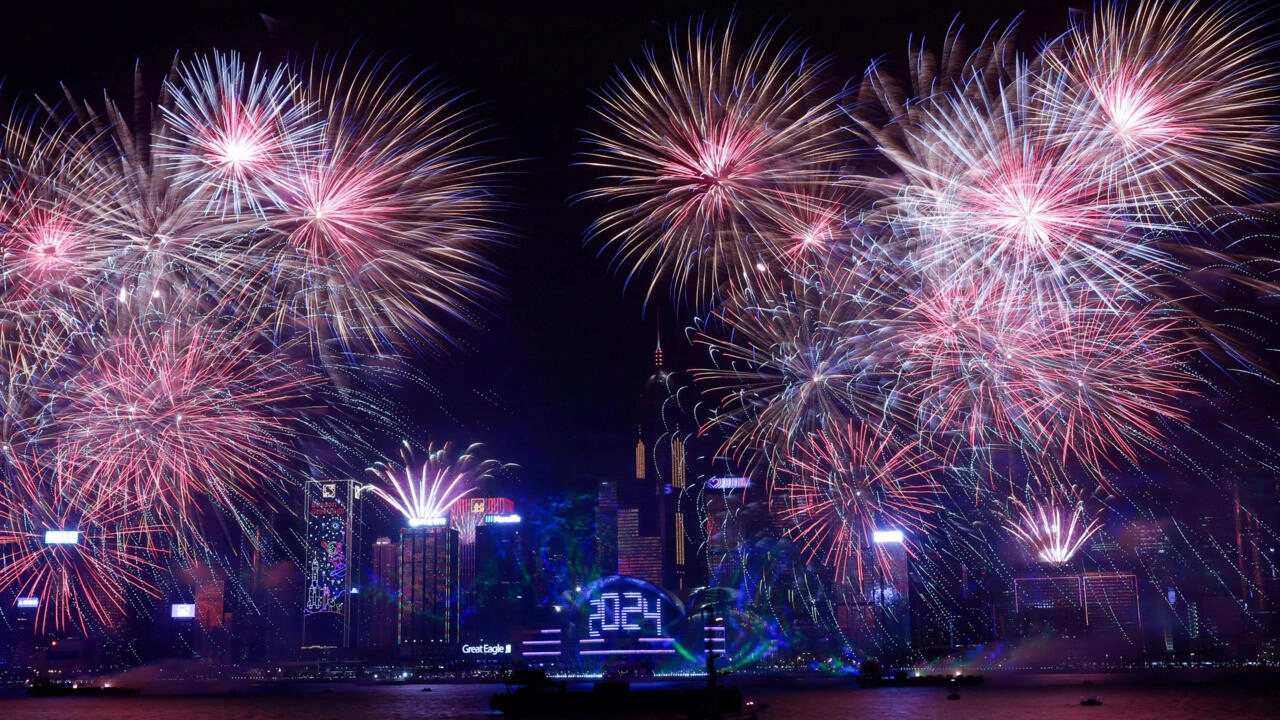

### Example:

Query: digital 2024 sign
xmin=587 ymin=590 xmax=664 ymax=636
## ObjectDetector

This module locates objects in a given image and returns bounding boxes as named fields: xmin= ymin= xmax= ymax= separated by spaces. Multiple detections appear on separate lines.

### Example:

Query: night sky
xmin=0 ymin=0 xmax=1256 ymax=499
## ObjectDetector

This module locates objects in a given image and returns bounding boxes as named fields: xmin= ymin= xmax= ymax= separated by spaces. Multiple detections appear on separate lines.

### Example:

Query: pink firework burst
xmin=0 ymin=120 xmax=111 ymax=318
xmin=1038 ymin=0 xmax=1278 ymax=205
xmin=52 ymin=303 xmax=307 ymax=552
xmin=1010 ymin=295 xmax=1199 ymax=476
xmin=265 ymin=56 xmax=506 ymax=350
xmin=762 ymin=182 xmax=870 ymax=271
xmin=0 ymin=452 xmax=166 ymax=634
xmin=0 ymin=199 xmax=98 ymax=314
xmin=583 ymin=20 xmax=850 ymax=304
xmin=776 ymin=421 xmax=940 ymax=591
xmin=884 ymin=67 xmax=1175 ymax=300
xmin=898 ymin=277 xmax=1200 ymax=475
xmin=896 ymin=275 xmax=1029 ymax=451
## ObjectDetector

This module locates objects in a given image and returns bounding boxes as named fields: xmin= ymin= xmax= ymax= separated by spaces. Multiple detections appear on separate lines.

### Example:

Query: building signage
xmin=461 ymin=643 xmax=512 ymax=655
xmin=305 ymin=480 xmax=351 ymax=615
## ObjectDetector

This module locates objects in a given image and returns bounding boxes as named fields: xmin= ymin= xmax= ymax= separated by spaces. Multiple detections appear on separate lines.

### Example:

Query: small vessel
xmin=947 ymin=690 xmax=961 ymax=700
xmin=857 ymin=673 xmax=984 ymax=688
xmin=25 ymin=678 xmax=140 ymax=697
xmin=1081 ymin=696 xmax=1103 ymax=706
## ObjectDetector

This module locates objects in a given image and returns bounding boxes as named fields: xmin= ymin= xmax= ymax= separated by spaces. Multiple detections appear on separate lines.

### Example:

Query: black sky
xmin=0 ymin=1 xmax=1129 ymax=494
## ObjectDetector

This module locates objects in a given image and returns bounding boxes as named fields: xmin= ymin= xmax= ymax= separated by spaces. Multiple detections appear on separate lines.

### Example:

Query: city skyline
xmin=0 ymin=0 xmax=1278 ymax=676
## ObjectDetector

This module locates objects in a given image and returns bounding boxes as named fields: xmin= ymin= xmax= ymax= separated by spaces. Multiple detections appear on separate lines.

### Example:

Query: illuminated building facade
xmin=1014 ymin=574 xmax=1087 ymax=637
xmin=449 ymin=497 xmax=524 ymax=646
xmin=399 ymin=525 xmax=460 ymax=659
xmin=302 ymin=478 xmax=355 ymax=649
xmin=1083 ymin=572 xmax=1142 ymax=646
xmin=450 ymin=497 xmax=515 ymax=591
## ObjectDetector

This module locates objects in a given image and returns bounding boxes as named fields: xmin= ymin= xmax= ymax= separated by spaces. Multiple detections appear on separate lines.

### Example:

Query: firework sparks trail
xmin=586 ymin=0 xmax=1280 ymax=620
xmin=264 ymin=56 xmax=507 ymax=350
xmin=694 ymin=259 xmax=899 ymax=462
xmin=583 ymin=20 xmax=851 ymax=305
xmin=1005 ymin=490 xmax=1103 ymax=565
xmin=158 ymin=50 xmax=322 ymax=219
xmin=777 ymin=421 xmax=941 ymax=592
xmin=52 ymin=302 xmax=307 ymax=553
xmin=0 ymin=452 xmax=167 ymax=634
xmin=1037 ymin=0 xmax=1279 ymax=206
xmin=365 ymin=440 xmax=499 ymax=527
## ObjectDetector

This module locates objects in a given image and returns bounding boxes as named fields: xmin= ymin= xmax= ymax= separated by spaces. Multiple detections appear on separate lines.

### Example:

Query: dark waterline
xmin=3 ymin=674 xmax=1279 ymax=720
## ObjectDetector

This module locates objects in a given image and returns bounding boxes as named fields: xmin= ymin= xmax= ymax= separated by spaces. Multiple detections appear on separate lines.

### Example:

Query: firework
xmin=1036 ymin=0 xmax=1278 ymax=205
xmin=260 ymin=56 xmax=506 ymax=350
xmin=872 ymin=64 xmax=1180 ymax=303
xmin=896 ymin=278 xmax=1200 ymax=476
xmin=157 ymin=50 xmax=321 ymax=220
xmin=1005 ymin=490 xmax=1102 ymax=565
xmin=583 ymin=20 xmax=850 ymax=305
xmin=0 ymin=452 xmax=166 ymax=633
xmin=693 ymin=245 xmax=907 ymax=464
xmin=364 ymin=440 xmax=498 ymax=527
xmin=776 ymin=421 xmax=940 ymax=591
xmin=0 ymin=117 xmax=114 ymax=320
xmin=51 ymin=300 xmax=307 ymax=553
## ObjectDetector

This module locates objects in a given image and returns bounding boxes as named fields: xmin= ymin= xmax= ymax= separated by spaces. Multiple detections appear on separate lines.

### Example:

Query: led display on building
xmin=304 ymin=479 xmax=354 ymax=648
xmin=561 ymin=576 xmax=685 ymax=671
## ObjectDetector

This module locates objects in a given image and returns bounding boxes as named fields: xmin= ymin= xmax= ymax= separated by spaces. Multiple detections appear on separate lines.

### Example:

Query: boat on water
xmin=25 ymin=678 xmax=140 ymax=697
xmin=856 ymin=673 xmax=984 ymax=688
xmin=490 ymin=670 xmax=743 ymax=717
xmin=1081 ymin=696 xmax=1103 ymax=706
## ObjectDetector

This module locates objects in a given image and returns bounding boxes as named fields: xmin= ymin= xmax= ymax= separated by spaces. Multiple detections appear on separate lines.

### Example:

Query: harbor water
xmin=1 ymin=673 xmax=1277 ymax=719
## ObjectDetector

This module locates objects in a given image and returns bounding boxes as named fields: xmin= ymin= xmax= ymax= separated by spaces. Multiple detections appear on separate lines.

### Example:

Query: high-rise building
xmin=1082 ymin=572 xmax=1142 ymax=647
xmin=1013 ymin=572 xmax=1141 ymax=652
xmin=836 ymin=532 xmax=913 ymax=660
xmin=617 ymin=504 xmax=664 ymax=585
xmin=302 ymin=479 xmax=355 ymax=649
xmin=399 ymin=525 xmax=460 ymax=660
xmin=596 ymin=481 xmax=620 ymax=576
xmin=446 ymin=497 xmax=523 ymax=645
xmin=364 ymin=536 xmax=399 ymax=658
xmin=448 ymin=497 xmax=515 ymax=633
xmin=631 ymin=341 xmax=705 ymax=597
xmin=470 ymin=513 xmax=524 ymax=645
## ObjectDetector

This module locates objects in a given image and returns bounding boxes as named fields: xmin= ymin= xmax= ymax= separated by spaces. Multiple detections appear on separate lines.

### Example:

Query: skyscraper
xmin=399 ymin=525 xmax=460 ymax=660
xmin=447 ymin=496 xmax=522 ymax=644
xmin=303 ymin=478 xmax=355 ymax=649
xmin=1013 ymin=571 xmax=1142 ymax=654
xmin=365 ymin=536 xmax=399 ymax=659
xmin=632 ymin=341 xmax=704 ymax=597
